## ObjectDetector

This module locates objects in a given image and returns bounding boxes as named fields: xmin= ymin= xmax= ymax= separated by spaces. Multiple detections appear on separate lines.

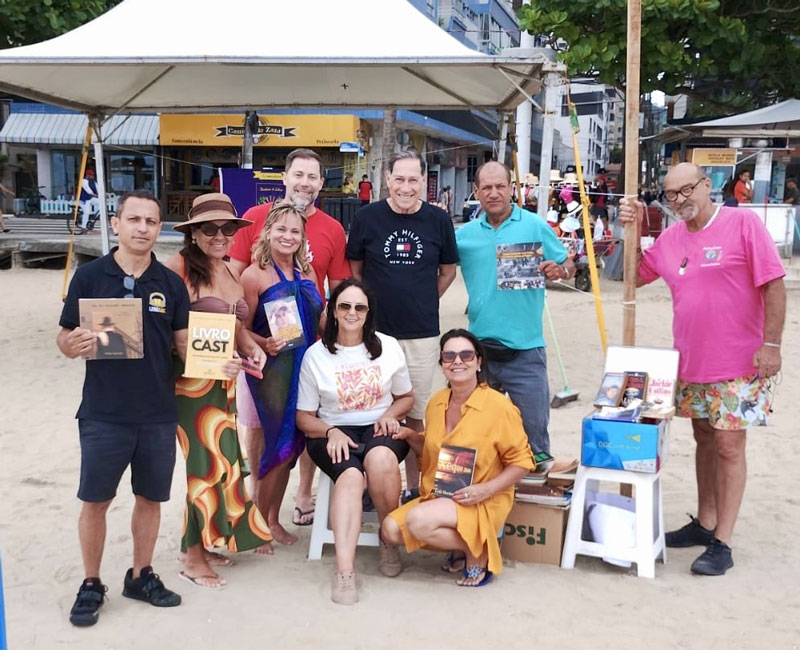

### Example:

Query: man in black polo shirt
xmin=57 ymin=190 xmax=190 ymax=627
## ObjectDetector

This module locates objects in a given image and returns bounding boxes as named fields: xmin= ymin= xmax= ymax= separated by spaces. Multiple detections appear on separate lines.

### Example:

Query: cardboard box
xmin=501 ymin=501 xmax=569 ymax=565
xmin=581 ymin=415 xmax=668 ymax=473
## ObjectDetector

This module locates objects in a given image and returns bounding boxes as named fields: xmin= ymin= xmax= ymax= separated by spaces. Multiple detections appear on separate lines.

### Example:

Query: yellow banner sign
xmin=691 ymin=148 xmax=737 ymax=166
xmin=160 ymin=114 xmax=361 ymax=148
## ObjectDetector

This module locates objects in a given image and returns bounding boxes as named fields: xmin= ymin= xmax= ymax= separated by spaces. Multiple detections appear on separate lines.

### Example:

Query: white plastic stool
xmin=561 ymin=465 xmax=666 ymax=578
xmin=307 ymin=472 xmax=380 ymax=560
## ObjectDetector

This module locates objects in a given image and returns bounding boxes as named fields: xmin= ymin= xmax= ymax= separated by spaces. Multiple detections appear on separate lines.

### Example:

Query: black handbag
xmin=479 ymin=338 xmax=519 ymax=362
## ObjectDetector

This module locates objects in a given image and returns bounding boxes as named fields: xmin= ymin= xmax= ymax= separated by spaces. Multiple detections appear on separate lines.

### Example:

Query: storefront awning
xmin=0 ymin=113 xmax=159 ymax=146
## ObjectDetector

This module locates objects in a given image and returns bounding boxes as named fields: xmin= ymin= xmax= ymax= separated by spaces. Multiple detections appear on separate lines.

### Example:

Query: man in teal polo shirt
xmin=456 ymin=161 xmax=573 ymax=453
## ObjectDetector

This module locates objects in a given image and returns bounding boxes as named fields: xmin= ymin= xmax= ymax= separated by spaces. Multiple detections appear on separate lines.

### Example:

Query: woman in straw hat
xmin=166 ymin=193 xmax=273 ymax=589
xmin=241 ymin=203 xmax=324 ymax=546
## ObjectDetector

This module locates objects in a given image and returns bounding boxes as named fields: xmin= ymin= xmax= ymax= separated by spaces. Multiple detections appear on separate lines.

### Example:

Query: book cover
xmin=644 ymin=376 xmax=676 ymax=412
xmin=622 ymin=371 xmax=649 ymax=406
xmin=496 ymin=242 xmax=545 ymax=290
xmin=433 ymin=445 xmax=477 ymax=498
xmin=184 ymin=311 xmax=237 ymax=380
xmin=594 ymin=372 xmax=626 ymax=407
xmin=264 ymin=295 xmax=305 ymax=352
xmin=78 ymin=298 xmax=143 ymax=360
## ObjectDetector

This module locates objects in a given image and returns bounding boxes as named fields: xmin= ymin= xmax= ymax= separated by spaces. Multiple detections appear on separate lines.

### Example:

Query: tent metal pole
xmin=61 ymin=124 xmax=94 ymax=299
xmin=497 ymin=113 xmax=509 ymax=165
xmin=91 ymin=115 xmax=111 ymax=255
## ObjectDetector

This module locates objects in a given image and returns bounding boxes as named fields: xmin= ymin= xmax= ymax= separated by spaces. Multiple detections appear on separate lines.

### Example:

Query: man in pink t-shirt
xmin=620 ymin=162 xmax=786 ymax=576
xmin=229 ymin=148 xmax=350 ymax=539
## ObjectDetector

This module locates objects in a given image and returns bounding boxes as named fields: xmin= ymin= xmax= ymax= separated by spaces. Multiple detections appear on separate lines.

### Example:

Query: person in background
xmin=79 ymin=170 xmax=101 ymax=234
xmin=342 ymin=174 xmax=356 ymax=196
xmin=165 ymin=193 xmax=272 ymax=589
xmin=382 ymin=329 xmax=534 ymax=587
xmin=721 ymin=177 xmax=739 ymax=207
xmin=619 ymin=162 xmax=786 ymax=576
xmin=783 ymin=177 xmax=798 ymax=205
xmin=358 ymin=174 xmax=373 ymax=206
xmin=229 ymin=148 xmax=350 ymax=529
xmin=57 ymin=190 xmax=189 ymax=626
xmin=347 ymin=149 xmax=459 ymax=501
xmin=241 ymin=203 xmax=323 ymax=546
xmin=296 ymin=278 xmax=414 ymax=605
xmin=733 ymin=169 xmax=753 ymax=204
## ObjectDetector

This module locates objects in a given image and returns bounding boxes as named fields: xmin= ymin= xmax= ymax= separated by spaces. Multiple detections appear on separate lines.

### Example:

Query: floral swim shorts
xmin=676 ymin=374 xmax=772 ymax=430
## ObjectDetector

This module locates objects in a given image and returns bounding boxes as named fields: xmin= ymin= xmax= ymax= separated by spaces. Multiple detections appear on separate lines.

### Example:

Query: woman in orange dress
xmin=382 ymin=329 xmax=534 ymax=586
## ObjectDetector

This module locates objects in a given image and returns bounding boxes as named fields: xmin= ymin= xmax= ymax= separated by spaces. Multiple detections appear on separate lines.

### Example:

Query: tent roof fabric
xmin=692 ymin=99 xmax=800 ymax=128
xmin=0 ymin=0 xmax=552 ymax=113
xmin=0 ymin=113 xmax=159 ymax=146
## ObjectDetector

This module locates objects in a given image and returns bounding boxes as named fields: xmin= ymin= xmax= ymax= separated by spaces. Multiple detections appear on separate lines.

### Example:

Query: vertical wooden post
xmin=622 ymin=0 xmax=642 ymax=346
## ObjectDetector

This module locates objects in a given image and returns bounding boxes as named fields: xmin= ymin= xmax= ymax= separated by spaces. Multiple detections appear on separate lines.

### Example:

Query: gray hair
xmin=387 ymin=150 xmax=426 ymax=176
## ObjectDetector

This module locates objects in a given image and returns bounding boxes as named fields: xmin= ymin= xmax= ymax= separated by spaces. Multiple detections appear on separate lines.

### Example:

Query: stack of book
xmin=514 ymin=456 xmax=577 ymax=508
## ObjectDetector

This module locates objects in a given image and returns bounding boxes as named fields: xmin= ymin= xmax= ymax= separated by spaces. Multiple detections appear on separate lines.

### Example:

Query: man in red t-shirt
xmin=357 ymin=174 xmax=373 ymax=206
xmin=229 ymin=148 xmax=350 ymax=536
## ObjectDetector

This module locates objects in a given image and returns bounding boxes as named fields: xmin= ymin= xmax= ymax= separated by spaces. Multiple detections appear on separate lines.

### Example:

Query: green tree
xmin=0 ymin=0 xmax=122 ymax=49
xmin=519 ymin=0 xmax=800 ymax=113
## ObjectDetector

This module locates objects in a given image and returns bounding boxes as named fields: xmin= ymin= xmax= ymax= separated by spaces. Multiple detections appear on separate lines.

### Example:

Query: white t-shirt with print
xmin=297 ymin=332 xmax=412 ymax=426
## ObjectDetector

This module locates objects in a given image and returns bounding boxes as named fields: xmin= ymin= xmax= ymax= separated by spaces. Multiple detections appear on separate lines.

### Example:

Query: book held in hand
xmin=496 ymin=242 xmax=545 ymax=290
xmin=264 ymin=295 xmax=305 ymax=352
xmin=78 ymin=298 xmax=143 ymax=360
xmin=433 ymin=445 xmax=477 ymax=498
xmin=184 ymin=311 xmax=237 ymax=380
xmin=594 ymin=371 xmax=626 ymax=407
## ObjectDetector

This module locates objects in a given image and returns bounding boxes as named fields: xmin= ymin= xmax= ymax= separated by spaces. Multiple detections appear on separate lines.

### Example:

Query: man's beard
xmin=676 ymin=202 xmax=699 ymax=221
xmin=290 ymin=195 xmax=311 ymax=211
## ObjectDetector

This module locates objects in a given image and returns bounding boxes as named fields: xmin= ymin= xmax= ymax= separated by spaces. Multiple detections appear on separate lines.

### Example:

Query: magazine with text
xmin=78 ymin=298 xmax=143 ymax=360
xmin=183 ymin=311 xmax=237 ymax=380
xmin=264 ymin=295 xmax=305 ymax=352
xmin=433 ymin=445 xmax=477 ymax=498
xmin=496 ymin=242 xmax=544 ymax=290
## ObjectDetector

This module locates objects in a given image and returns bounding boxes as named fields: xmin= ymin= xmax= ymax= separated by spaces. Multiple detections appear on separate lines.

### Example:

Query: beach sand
xmin=1 ymin=266 xmax=798 ymax=649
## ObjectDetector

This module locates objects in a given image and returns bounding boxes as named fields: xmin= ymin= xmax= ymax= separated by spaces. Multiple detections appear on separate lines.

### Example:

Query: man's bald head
xmin=474 ymin=161 xmax=511 ymax=187
xmin=665 ymin=163 xmax=707 ymax=186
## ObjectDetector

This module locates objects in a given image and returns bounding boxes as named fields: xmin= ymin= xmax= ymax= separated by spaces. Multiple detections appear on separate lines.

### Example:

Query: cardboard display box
xmin=581 ymin=415 xmax=668 ymax=473
xmin=502 ymin=501 xmax=569 ymax=565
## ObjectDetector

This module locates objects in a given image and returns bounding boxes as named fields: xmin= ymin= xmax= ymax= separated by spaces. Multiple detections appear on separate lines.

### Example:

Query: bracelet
xmin=763 ymin=342 xmax=781 ymax=349
xmin=325 ymin=426 xmax=337 ymax=439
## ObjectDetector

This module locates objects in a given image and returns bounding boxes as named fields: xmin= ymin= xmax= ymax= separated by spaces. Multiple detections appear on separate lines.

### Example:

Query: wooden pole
xmin=622 ymin=0 xmax=642 ymax=345
xmin=61 ymin=123 xmax=94 ymax=300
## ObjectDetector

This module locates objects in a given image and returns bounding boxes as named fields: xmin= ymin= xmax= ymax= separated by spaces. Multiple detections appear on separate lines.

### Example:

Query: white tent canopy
xmin=694 ymin=98 xmax=800 ymax=138
xmin=0 ymin=0 xmax=549 ymax=113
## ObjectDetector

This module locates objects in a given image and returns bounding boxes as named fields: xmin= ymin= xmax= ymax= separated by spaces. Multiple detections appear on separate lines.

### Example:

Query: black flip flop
xmin=292 ymin=506 xmax=315 ymax=526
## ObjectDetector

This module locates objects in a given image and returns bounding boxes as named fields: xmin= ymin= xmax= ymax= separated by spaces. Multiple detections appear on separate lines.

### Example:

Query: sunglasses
xmin=123 ymin=274 xmax=135 ymax=298
xmin=441 ymin=350 xmax=476 ymax=364
xmin=198 ymin=221 xmax=239 ymax=237
xmin=336 ymin=302 xmax=369 ymax=314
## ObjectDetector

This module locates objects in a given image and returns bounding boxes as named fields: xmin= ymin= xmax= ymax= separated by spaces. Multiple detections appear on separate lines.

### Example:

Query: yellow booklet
xmin=184 ymin=311 xmax=237 ymax=380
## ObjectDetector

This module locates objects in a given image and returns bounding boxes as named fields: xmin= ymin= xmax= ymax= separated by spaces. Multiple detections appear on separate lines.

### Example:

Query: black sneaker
xmin=665 ymin=514 xmax=715 ymax=548
xmin=122 ymin=566 xmax=181 ymax=607
xmin=691 ymin=538 xmax=734 ymax=576
xmin=69 ymin=578 xmax=107 ymax=627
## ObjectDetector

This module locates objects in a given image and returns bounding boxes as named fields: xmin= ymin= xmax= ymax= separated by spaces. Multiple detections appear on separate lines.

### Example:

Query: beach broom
xmin=545 ymin=297 xmax=579 ymax=408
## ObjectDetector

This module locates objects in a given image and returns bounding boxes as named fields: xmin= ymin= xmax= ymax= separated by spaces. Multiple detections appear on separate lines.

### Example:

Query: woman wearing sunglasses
xmin=296 ymin=278 xmax=414 ymax=605
xmin=382 ymin=329 xmax=534 ymax=587
xmin=166 ymin=193 xmax=273 ymax=589
xmin=241 ymin=203 xmax=324 ymax=547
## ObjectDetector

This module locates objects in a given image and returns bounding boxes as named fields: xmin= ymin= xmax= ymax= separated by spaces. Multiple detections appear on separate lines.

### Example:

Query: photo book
xmin=496 ymin=242 xmax=544 ymax=290
xmin=264 ymin=295 xmax=305 ymax=352
xmin=593 ymin=371 xmax=626 ymax=407
xmin=184 ymin=311 xmax=237 ymax=380
xmin=78 ymin=298 xmax=143 ymax=360
xmin=621 ymin=371 xmax=649 ymax=406
xmin=433 ymin=445 xmax=477 ymax=498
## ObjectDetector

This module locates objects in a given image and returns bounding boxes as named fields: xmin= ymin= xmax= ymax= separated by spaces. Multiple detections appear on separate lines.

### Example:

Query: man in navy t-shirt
xmin=347 ymin=150 xmax=458 ymax=500
xmin=57 ymin=190 xmax=190 ymax=627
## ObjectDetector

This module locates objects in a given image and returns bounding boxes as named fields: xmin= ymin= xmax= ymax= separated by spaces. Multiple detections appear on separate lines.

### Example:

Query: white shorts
xmin=397 ymin=336 xmax=440 ymax=421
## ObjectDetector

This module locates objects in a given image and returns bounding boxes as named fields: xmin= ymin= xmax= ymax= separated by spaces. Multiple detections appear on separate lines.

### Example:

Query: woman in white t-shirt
xmin=297 ymin=278 xmax=414 ymax=605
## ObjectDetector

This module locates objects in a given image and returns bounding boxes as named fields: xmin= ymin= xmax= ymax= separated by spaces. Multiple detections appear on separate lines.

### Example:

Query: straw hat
xmin=565 ymin=200 xmax=581 ymax=216
xmin=549 ymin=169 xmax=563 ymax=183
xmin=173 ymin=193 xmax=252 ymax=233
xmin=563 ymin=172 xmax=578 ymax=185
xmin=523 ymin=173 xmax=539 ymax=186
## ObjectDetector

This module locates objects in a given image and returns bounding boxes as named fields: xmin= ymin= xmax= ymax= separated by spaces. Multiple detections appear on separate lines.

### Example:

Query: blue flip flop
xmin=459 ymin=565 xmax=493 ymax=587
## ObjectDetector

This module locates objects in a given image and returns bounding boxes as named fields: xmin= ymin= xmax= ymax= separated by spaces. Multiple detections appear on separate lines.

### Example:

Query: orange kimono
xmin=388 ymin=385 xmax=535 ymax=574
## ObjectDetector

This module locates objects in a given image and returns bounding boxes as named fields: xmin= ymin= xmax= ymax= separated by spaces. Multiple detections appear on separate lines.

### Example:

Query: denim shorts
xmin=78 ymin=419 xmax=177 ymax=502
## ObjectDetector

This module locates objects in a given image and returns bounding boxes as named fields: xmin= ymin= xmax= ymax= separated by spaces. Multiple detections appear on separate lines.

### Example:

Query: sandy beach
xmin=1 ymin=264 xmax=798 ymax=649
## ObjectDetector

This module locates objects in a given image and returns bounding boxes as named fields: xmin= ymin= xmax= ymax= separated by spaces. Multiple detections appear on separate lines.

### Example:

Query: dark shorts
xmin=78 ymin=419 xmax=177 ymax=503
xmin=306 ymin=424 xmax=409 ymax=483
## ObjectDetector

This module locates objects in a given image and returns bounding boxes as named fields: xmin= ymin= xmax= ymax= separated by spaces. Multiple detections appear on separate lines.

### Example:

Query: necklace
xmin=679 ymin=204 xmax=721 ymax=276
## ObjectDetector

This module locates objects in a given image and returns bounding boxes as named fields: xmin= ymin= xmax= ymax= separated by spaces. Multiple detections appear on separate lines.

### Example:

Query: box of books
xmin=581 ymin=415 xmax=668 ymax=473
xmin=502 ymin=501 xmax=569 ymax=566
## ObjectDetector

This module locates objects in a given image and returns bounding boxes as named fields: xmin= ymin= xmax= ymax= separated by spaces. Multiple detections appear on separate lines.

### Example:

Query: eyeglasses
xmin=441 ymin=350 xmax=477 ymax=364
xmin=336 ymin=302 xmax=369 ymax=314
xmin=664 ymin=178 xmax=706 ymax=202
xmin=123 ymin=274 xmax=135 ymax=298
xmin=198 ymin=221 xmax=239 ymax=237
